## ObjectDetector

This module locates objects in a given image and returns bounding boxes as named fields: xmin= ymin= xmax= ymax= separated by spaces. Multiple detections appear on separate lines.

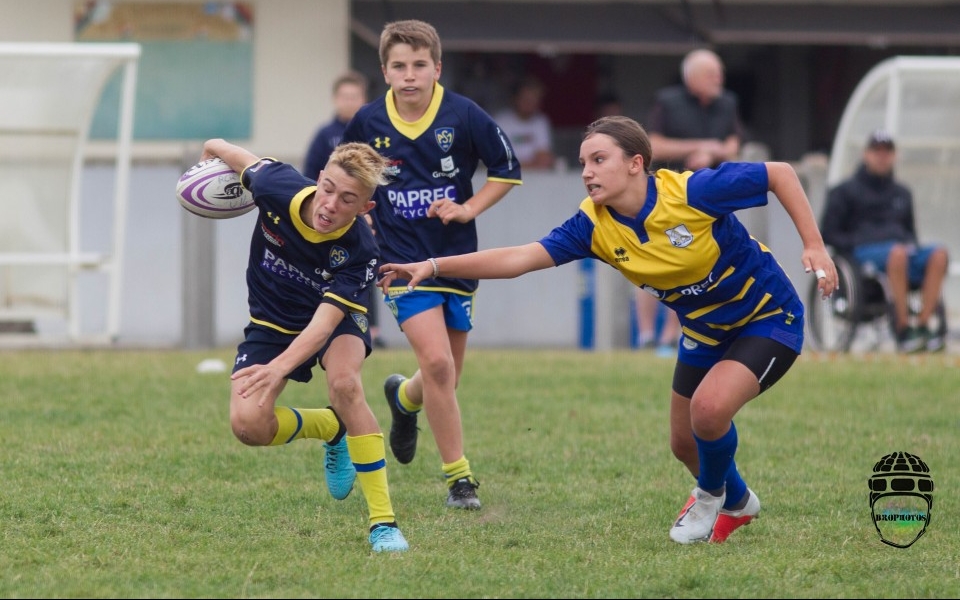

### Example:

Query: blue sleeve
xmin=686 ymin=162 xmax=769 ymax=217
xmin=538 ymin=210 xmax=596 ymax=266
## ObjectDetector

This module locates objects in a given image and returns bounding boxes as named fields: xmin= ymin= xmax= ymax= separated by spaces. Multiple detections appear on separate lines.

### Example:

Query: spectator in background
xmin=495 ymin=76 xmax=556 ymax=170
xmin=303 ymin=71 xmax=369 ymax=181
xmin=303 ymin=71 xmax=385 ymax=347
xmin=820 ymin=129 xmax=949 ymax=353
xmin=598 ymin=91 xmax=681 ymax=356
xmin=647 ymin=49 xmax=744 ymax=172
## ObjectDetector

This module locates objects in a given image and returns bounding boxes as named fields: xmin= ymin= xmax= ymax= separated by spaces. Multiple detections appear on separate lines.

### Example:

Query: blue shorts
xmin=853 ymin=242 xmax=940 ymax=287
xmin=233 ymin=315 xmax=372 ymax=383
xmin=676 ymin=301 xmax=805 ymax=370
xmin=384 ymin=289 xmax=474 ymax=332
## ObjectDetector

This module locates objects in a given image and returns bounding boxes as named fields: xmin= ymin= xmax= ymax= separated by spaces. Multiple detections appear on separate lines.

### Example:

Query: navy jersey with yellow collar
xmin=239 ymin=159 xmax=378 ymax=334
xmin=539 ymin=162 xmax=803 ymax=350
xmin=342 ymin=83 xmax=522 ymax=294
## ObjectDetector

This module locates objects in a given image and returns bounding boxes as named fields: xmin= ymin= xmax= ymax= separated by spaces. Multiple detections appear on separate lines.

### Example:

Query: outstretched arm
xmin=378 ymin=242 xmax=556 ymax=293
xmin=766 ymin=161 xmax=837 ymax=298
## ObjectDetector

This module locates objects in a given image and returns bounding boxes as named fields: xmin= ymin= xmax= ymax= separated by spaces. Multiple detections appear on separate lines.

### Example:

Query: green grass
xmin=2 ymin=347 xmax=958 ymax=598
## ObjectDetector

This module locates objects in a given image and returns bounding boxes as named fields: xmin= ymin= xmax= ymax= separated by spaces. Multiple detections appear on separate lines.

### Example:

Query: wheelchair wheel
xmin=806 ymin=253 xmax=863 ymax=352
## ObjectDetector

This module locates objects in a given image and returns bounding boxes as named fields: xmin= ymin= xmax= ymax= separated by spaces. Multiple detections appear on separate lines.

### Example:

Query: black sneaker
xmin=925 ymin=329 xmax=946 ymax=353
xmin=383 ymin=374 xmax=418 ymax=464
xmin=446 ymin=477 xmax=481 ymax=510
xmin=896 ymin=326 xmax=926 ymax=354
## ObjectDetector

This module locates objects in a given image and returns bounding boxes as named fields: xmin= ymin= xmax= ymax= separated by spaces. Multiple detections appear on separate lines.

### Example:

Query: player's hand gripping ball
xmin=176 ymin=157 xmax=255 ymax=219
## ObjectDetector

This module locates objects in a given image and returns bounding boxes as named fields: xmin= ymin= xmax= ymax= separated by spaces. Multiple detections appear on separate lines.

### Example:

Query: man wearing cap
xmin=820 ymin=129 xmax=949 ymax=353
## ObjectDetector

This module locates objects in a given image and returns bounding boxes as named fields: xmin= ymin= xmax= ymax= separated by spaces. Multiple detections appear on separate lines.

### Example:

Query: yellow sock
xmin=269 ymin=407 xmax=341 ymax=446
xmin=348 ymin=433 xmax=396 ymax=527
xmin=442 ymin=455 xmax=475 ymax=488
xmin=397 ymin=379 xmax=420 ymax=414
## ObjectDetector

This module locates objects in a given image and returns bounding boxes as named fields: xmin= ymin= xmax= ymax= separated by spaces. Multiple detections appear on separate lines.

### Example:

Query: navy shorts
xmin=233 ymin=313 xmax=372 ymax=383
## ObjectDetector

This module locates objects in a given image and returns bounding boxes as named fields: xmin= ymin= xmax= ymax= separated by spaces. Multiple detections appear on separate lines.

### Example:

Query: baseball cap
xmin=867 ymin=129 xmax=895 ymax=150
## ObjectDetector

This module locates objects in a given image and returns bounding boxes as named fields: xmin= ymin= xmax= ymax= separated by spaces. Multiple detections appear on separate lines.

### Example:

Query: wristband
xmin=428 ymin=257 xmax=439 ymax=278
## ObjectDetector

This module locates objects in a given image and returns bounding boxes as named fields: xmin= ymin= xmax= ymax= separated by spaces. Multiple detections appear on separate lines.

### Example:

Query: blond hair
xmin=379 ymin=19 xmax=442 ymax=66
xmin=326 ymin=142 xmax=391 ymax=197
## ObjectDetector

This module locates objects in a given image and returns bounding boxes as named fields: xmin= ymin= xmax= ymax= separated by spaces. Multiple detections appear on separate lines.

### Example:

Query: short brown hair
xmin=379 ymin=19 xmax=442 ymax=66
xmin=332 ymin=70 xmax=368 ymax=95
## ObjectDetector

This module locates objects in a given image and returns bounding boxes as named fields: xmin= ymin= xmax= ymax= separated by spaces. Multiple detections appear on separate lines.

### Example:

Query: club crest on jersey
xmin=666 ymin=224 xmax=693 ymax=248
xmin=329 ymin=246 xmax=349 ymax=268
xmin=350 ymin=311 xmax=370 ymax=333
xmin=435 ymin=127 xmax=454 ymax=153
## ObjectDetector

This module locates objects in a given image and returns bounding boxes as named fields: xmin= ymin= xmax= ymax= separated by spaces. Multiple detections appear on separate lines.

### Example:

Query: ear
xmin=435 ymin=60 xmax=442 ymax=81
xmin=629 ymin=154 xmax=646 ymax=175
xmin=358 ymin=199 xmax=376 ymax=216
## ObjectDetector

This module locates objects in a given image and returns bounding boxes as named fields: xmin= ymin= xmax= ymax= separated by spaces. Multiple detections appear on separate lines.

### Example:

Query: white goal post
xmin=0 ymin=42 xmax=140 ymax=344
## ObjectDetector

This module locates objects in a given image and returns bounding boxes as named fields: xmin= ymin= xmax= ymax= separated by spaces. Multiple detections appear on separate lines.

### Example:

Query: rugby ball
xmin=176 ymin=157 xmax=255 ymax=219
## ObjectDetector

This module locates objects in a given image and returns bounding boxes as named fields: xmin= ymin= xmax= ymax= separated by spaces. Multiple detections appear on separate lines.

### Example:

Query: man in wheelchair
xmin=820 ymin=129 xmax=949 ymax=353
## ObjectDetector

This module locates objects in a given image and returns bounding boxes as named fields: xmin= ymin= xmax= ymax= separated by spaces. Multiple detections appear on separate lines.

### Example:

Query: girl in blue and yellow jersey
xmin=198 ymin=138 xmax=408 ymax=553
xmin=378 ymin=115 xmax=839 ymax=545
xmin=342 ymin=19 xmax=522 ymax=511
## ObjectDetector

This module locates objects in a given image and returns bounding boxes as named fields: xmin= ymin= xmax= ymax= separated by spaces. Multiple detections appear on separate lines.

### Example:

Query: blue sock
xmin=694 ymin=421 xmax=738 ymax=493
xmin=723 ymin=457 xmax=748 ymax=511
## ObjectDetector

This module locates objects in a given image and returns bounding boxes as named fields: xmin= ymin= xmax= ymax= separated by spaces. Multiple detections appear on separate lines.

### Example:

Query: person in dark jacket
xmin=821 ymin=129 xmax=949 ymax=353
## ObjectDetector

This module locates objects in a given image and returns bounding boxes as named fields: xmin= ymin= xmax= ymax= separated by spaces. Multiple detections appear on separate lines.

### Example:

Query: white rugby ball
xmin=176 ymin=157 xmax=255 ymax=219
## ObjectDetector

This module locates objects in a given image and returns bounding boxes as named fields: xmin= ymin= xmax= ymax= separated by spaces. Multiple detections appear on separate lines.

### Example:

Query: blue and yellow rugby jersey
xmin=342 ymin=83 xmax=522 ymax=293
xmin=540 ymin=162 xmax=803 ymax=350
xmin=240 ymin=159 xmax=379 ymax=334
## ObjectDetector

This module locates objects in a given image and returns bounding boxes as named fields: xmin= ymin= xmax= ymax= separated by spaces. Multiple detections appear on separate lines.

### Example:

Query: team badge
xmin=329 ymin=245 xmax=349 ymax=268
xmin=435 ymin=127 xmax=454 ymax=153
xmin=350 ymin=312 xmax=370 ymax=333
xmin=666 ymin=224 xmax=693 ymax=248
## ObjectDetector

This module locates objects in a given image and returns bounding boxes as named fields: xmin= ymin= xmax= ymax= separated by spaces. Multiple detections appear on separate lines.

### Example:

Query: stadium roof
xmin=351 ymin=0 xmax=960 ymax=55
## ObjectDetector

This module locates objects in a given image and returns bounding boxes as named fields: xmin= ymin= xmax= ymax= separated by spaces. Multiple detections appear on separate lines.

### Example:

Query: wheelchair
xmin=805 ymin=250 xmax=948 ymax=353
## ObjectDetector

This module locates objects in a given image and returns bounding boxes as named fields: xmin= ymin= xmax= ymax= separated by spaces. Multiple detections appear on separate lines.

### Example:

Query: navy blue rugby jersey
xmin=342 ymin=83 xmax=522 ymax=294
xmin=539 ymin=162 xmax=803 ymax=348
xmin=239 ymin=159 xmax=379 ymax=334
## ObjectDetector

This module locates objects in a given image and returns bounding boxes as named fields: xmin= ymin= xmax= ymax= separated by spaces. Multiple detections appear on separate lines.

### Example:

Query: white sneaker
xmin=711 ymin=488 xmax=761 ymax=543
xmin=670 ymin=487 xmax=725 ymax=544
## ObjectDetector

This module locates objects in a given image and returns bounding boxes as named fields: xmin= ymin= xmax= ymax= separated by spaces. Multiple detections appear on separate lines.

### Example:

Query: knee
xmin=887 ymin=244 xmax=909 ymax=267
xmin=230 ymin=411 xmax=272 ymax=446
xmin=326 ymin=373 xmax=364 ymax=409
xmin=418 ymin=354 xmax=457 ymax=387
xmin=929 ymin=247 xmax=950 ymax=274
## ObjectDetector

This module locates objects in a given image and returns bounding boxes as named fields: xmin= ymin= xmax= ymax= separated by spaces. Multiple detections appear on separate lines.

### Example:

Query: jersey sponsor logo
xmin=388 ymin=186 xmax=457 ymax=219
xmin=329 ymin=245 xmax=349 ymax=268
xmin=678 ymin=271 xmax=717 ymax=296
xmin=260 ymin=248 xmax=326 ymax=293
xmin=433 ymin=156 xmax=460 ymax=179
xmin=667 ymin=224 xmax=693 ymax=248
xmin=260 ymin=221 xmax=284 ymax=247
xmin=374 ymin=136 xmax=391 ymax=149
xmin=386 ymin=158 xmax=402 ymax=177
xmin=613 ymin=246 xmax=629 ymax=263
xmin=435 ymin=127 xmax=454 ymax=153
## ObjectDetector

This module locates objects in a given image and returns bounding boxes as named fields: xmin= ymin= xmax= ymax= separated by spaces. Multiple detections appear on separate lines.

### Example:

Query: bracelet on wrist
xmin=428 ymin=257 xmax=439 ymax=278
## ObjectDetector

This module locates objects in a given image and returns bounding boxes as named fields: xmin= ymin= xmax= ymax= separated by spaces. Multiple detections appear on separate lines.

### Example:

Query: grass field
xmin=2 ymin=346 xmax=958 ymax=598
